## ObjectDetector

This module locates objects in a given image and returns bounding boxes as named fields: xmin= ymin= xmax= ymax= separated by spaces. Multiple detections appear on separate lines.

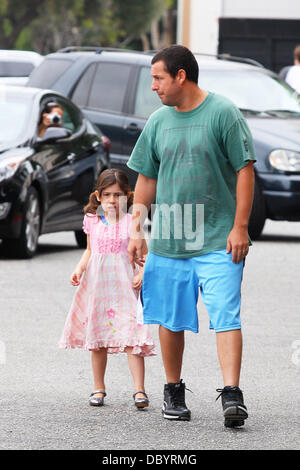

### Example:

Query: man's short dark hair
xmin=152 ymin=45 xmax=199 ymax=84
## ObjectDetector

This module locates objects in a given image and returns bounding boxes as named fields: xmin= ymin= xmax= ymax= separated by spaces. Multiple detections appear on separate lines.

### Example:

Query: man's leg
xmin=196 ymin=250 xmax=247 ymax=427
xmin=216 ymin=329 xmax=242 ymax=386
xmin=215 ymin=329 xmax=248 ymax=427
xmin=159 ymin=326 xmax=184 ymax=383
xmin=159 ymin=326 xmax=191 ymax=421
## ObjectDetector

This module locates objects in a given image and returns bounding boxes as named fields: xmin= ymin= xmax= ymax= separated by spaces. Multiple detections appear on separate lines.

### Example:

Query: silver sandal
xmin=133 ymin=391 xmax=149 ymax=409
xmin=89 ymin=390 xmax=106 ymax=406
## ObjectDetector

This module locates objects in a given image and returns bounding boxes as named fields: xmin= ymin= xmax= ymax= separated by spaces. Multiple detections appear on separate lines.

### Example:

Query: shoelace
xmin=215 ymin=387 xmax=242 ymax=402
xmin=171 ymin=383 xmax=193 ymax=407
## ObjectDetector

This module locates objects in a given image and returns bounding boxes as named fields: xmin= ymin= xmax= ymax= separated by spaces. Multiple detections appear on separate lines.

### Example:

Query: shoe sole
xmin=135 ymin=402 xmax=149 ymax=409
xmin=162 ymin=409 xmax=191 ymax=421
xmin=223 ymin=405 xmax=248 ymax=427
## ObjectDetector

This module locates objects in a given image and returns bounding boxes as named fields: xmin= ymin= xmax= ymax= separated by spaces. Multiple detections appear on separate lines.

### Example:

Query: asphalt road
xmin=0 ymin=220 xmax=299 ymax=451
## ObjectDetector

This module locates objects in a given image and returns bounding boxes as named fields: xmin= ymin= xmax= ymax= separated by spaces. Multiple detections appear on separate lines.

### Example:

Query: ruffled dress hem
xmin=58 ymin=339 xmax=156 ymax=357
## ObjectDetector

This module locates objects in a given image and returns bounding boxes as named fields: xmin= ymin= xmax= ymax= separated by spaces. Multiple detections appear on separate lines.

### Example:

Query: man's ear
xmin=177 ymin=68 xmax=187 ymax=84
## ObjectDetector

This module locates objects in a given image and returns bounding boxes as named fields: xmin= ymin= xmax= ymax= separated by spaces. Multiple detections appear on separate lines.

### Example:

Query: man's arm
xmin=226 ymin=161 xmax=255 ymax=263
xmin=128 ymin=174 xmax=157 ymax=267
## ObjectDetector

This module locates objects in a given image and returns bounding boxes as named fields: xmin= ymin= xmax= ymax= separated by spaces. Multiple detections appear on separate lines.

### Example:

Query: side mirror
xmin=35 ymin=127 xmax=72 ymax=145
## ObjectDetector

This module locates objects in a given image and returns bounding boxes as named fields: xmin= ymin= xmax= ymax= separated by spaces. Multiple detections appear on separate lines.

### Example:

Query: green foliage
xmin=15 ymin=27 xmax=32 ymax=51
xmin=3 ymin=18 xmax=12 ymax=37
xmin=0 ymin=0 xmax=176 ymax=52
xmin=112 ymin=0 xmax=165 ymax=37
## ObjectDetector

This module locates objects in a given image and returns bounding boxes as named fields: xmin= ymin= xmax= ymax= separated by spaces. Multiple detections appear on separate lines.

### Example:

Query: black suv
xmin=27 ymin=47 xmax=300 ymax=239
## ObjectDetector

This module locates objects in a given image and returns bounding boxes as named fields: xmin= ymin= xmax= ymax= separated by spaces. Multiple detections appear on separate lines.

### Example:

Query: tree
xmin=0 ymin=0 xmax=41 ymax=49
xmin=150 ymin=0 xmax=177 ymax=50
xmin=112 ymin=0 xmax=165 ymax=48
xmin=30 ymin=0 xmax=117 ymax=54
xmin=0 ymin=0 xmax=177 ymax=53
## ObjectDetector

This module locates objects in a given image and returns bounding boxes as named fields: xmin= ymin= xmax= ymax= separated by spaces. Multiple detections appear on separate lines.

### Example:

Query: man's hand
xmin=128 ymin=237 xmax=147 ymax=269
xmin=226 ymin=226 xmax=249 ymax=264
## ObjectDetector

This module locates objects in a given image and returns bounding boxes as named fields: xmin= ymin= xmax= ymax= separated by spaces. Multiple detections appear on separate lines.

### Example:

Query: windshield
xmin=0 ymin=89 xmax=33 ymax=144
xmin=198 ymin=68 xmax=300 ymax=114
xmin=27 ymin=58 xmax=73 ymax=88
xmin=0 ymin=61 xmax=34 ymax=77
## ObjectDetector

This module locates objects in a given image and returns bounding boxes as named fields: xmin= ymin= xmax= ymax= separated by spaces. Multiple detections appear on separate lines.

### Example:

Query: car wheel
xmin=4 ymin=187 xmax=41 ymax=258
xmin=248 ymin=177 xmax=266 ymax=240
xmin=74 ymin=230 xmax=87 ymax=249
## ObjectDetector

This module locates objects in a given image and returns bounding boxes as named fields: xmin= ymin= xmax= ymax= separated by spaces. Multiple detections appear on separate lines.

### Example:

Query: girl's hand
xmin=132 ymin=273 xmax=143 ymax=290
xmin=70 ymin=269 xmax=83 ymax=286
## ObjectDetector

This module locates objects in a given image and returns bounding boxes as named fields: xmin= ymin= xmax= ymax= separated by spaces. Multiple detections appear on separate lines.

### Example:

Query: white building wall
xmin=178 ymin=0 xmax=300 ymax=54
xmin=223 ymin=0 xmax=300 ymax=19
xmin=189 ymin=0 xmax=222 ymax=54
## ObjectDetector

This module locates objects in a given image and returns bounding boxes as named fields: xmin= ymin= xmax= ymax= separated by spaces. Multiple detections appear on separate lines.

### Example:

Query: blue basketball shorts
xmin=141 ymin=250 xmax=244 ymax=333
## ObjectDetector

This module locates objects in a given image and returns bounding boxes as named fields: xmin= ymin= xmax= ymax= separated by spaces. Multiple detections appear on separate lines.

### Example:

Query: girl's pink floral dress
xmin=59 ymin=212 xmax=156 ymax=356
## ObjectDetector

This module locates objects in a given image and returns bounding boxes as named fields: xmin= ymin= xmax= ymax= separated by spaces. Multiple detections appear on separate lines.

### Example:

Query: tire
xmin=248 ymin=178 xmax=266 ymax=240
xmin=4 ymin=186 xmax=41 ymax=258
xmin=74 ymin=229 xmax=87 ymax=249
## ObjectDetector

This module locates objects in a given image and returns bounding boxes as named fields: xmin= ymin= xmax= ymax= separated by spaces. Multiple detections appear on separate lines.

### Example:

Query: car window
xmin=197 ymin=68 xmax=300 ymax=113
xmin=38 ymin=97 xmax=82 ymax=137
xmin=57 ymin=99 xmax=82 ymax=133
xmin=0 ymin=61 xmax=34 ymax=77
xmin=27 ymin=59 xmax=72 ymax=88
xmin=134 ymin=66 xmax=161 ymax=118
xmin=87 ymin=63 xmax=131 ymax=113
xmin=71 ymin=63 xmax=97 ymax=107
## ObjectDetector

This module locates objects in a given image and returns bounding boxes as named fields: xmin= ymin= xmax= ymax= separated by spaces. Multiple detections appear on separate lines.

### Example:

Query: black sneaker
xmin=162 ymin=379 xmax=191 ymax=421
xmin=216 ymin=386 xmax=248 ymax=428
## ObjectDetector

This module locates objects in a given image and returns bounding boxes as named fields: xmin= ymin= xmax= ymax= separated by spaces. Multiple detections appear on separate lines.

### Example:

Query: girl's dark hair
xmin=294 ymin=44 xmax=300 ymax=62
xmin=84 ymin=168 xmax=134 ymax=214
xmin=152 ymin=45 xmax=199 ymax=84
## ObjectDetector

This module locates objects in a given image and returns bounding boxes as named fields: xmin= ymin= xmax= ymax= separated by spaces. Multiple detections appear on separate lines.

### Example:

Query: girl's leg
xmin=126 ymin=347 xmax=146 ymax=399
xmin=91 ymin=348 xmax=108 ymax=397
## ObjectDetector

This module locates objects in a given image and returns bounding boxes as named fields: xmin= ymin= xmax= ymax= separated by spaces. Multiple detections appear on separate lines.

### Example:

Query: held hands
xmin=226 ymin=226 xmax=249 ymax=264
xmin=132 ymin=272 xmax=143 ymax=290
xmin=128 ymin=237 xmax=147 ymax=269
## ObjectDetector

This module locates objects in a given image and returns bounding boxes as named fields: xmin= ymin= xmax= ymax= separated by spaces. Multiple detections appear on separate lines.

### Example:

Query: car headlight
xmin=0 ymin=156 xmax=24 ymax=182
xmin=269 ymin=149 xmax=300 ymax=172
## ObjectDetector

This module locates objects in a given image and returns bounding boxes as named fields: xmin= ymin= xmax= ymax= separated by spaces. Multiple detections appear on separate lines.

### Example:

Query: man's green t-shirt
xmin=127 ymin=92 xmax=256 ymax=259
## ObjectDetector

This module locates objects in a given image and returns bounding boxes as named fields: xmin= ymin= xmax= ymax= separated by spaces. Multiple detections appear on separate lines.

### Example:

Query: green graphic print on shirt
xmin=127 ymin=92 xmax=256 ymax=258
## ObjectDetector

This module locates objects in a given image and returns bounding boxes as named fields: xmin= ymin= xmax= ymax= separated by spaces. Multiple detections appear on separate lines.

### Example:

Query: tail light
xmin=101 ymin=135 xmax=111 ymax=154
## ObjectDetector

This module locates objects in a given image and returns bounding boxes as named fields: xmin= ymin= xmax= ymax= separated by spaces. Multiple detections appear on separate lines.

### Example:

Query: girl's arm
xmin=70 ymin=235 xmax=91 ymax=286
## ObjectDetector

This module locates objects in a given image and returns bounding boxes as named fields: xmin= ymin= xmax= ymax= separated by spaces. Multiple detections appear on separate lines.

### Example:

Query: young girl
xmin=59 ymin=169 xmax=155 ymax=408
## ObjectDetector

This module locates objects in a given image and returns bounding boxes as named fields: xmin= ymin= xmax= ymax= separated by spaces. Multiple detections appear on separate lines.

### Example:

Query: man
xmin=286 ymin=45 xmax=300 ymax=93
xmin=127 ymin=45 xmax=256 ymax=428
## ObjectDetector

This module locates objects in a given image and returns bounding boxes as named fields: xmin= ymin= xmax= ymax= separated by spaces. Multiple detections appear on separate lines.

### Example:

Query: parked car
xmin=27 ymin=47 xmax=300 ymax=239
xmin=0 ymin=50 xmax=44 ymax=86
xmin=0 ymin=85 xmax=110 ymax=258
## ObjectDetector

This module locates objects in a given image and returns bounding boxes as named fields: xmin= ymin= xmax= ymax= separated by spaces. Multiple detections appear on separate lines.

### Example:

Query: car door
xmin=71 ymin=61 xmax=133 ymax=173
xmin=36 ymin=96 xmax=98 ymax=232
